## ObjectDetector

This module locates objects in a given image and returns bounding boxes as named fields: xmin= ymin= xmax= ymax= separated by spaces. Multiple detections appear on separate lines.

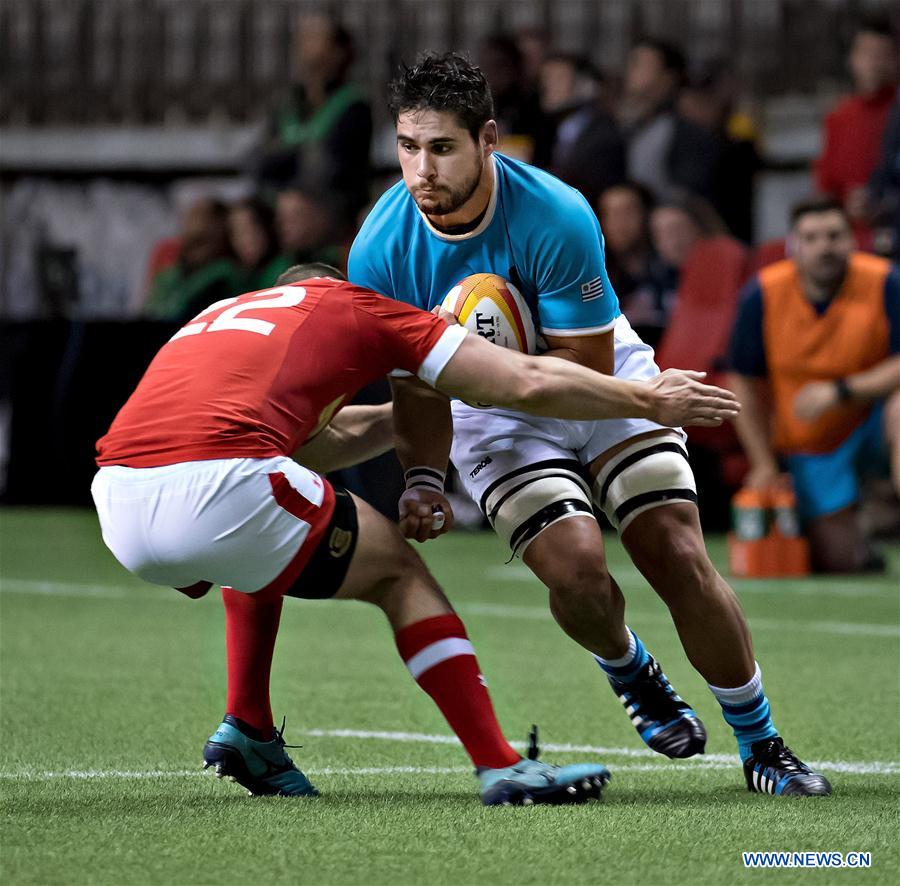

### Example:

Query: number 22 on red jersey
xmin=170 ymin=285 xmax=308 ymax=341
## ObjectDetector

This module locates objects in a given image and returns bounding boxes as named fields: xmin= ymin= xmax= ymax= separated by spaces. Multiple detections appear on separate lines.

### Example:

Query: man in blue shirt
xmin=220 ymin=54 xmax=831 ymax=795
xmin=348 ymin=53 xmax=830 ymax=798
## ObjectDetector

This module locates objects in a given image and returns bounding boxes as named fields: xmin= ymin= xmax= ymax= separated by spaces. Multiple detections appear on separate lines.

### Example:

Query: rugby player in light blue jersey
xmin=348 ymin=52 xmax=831 ymax=798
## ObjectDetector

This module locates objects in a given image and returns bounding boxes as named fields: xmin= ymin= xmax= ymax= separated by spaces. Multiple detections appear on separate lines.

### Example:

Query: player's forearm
xmin=437 ymin=336 xmax=737 ymax=425
xmin=294 ymin=404 xmax=394 ymax=473
xmin=727 ymin=373 xmax=778 ymax=470
xmin=843 ymin=355 xmax=900 ymax=401
xmin=510 ymin=356 xmax=657 ymax=420
xmin=437 ymin=342 xmax=654 ymax=420
xmin=390 ymin=377 xmax=453 ymax=472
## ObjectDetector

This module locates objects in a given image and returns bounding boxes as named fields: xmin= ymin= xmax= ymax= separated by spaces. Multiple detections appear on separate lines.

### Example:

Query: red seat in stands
xmin=656 ymin=235 xmax=748 ymax=380
xmin=656 ymin=235 xmax=750 ymax=490
xmin=145 ymin=237 xmax=183 ymax=286
xmin=747 ymin=237 xmax=787 ymax=277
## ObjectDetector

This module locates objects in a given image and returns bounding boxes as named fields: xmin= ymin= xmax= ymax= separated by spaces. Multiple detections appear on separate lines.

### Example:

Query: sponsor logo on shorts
xmin=328 ymin=527 xmax=353 ymax=558
xmin=470 ymin=457 xmax=493 ymax=478
xmin=581 ymin=277 xmax=604 ymax=302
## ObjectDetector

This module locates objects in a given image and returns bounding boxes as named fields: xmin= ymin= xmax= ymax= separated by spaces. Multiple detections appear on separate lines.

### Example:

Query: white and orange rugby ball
xmin=441 ymin=273 xmax=536 ymax=354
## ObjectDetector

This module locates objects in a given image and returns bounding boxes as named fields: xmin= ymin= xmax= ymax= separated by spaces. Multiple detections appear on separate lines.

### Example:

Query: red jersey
xmin=815 ymin=84 xmax=896 ymax=244
xmin=97 ymin=279 xmax=464 ymax=467
xmin=815 ymin=85 xmax=896 ymax=202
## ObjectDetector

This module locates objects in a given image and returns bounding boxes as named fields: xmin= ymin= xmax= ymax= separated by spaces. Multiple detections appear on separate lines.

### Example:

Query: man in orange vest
xmin=728 ymin=199 xmax=900 ymax=572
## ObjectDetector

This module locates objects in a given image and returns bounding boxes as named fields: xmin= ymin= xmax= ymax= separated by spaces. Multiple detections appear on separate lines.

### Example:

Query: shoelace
xmin=629 ymin=664 xmax=687 ymax=721
xmin=527 ymin=724 xmax=540 ymax=760
xmin=523 ymin=725 xmax=556 ymax=783
xmin=273 ymin=717 xmax=303 ymax=755
xmin=757 ymin=739 xmax=807 ymax=773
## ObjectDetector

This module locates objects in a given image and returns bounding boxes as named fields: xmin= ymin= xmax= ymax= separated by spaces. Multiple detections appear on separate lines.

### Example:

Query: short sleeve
xmin=728 ymin=280 xmax=767 ymax=376
xmin=348 ymin=232 xmax=395 ymax=298
xmin=532 ymin=197 xmax=621 ymax=337
xmin=351 ymin=287 xmax=468 ymax=386
xmin=884 ymin=265 xmax=900 ymax=355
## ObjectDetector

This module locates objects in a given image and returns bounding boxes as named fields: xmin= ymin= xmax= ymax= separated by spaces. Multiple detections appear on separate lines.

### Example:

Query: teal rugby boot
xmin=743 ymin=737 xmax=833 ymax=797
xmin=203 ymin=715 xmax=319 ymax=797
xmin=607 ymin=657 xmax=707 ymax=758
xmin=479 ymin=726 xmax=610 ymax=806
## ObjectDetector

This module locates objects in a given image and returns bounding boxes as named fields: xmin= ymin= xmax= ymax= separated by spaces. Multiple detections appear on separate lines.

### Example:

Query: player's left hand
xmin=431 ymin=305 xmax=460 ymax=326
xmin=398 ymin=488 xmax=455 ymax=543
xmin=793 ymin=381 xmax=839 ymax=421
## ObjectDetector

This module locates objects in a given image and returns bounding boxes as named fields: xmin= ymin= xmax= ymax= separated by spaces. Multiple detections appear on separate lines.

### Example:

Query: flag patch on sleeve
xmin=580 ymin=277 xmax=604 ymax=302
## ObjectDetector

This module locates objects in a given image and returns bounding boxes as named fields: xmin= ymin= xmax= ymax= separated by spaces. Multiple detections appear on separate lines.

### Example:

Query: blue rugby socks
xmin=594 ymin=627 xmax=650 ymax=683
xmin=709 ymin=663 xmax=779 ymax=760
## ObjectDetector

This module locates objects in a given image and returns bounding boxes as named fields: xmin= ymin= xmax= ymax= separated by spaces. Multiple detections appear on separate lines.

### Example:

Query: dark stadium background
xmin=0 ymin=0 xmax=896 ymax=524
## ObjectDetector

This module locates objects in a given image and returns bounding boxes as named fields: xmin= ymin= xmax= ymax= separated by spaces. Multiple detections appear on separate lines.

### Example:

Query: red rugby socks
xmin=222 ymin=586 xmax=282 ymax=736
xmin=395 ymin=613 xmax=521 ymax=770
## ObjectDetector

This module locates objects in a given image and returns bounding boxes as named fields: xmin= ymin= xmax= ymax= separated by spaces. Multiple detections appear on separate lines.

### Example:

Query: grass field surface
xmin=2 ymin=507 xmax=898 ymax=884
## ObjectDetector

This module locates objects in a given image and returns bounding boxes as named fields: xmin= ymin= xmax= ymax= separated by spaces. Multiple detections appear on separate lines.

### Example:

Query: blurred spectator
xmin=728 ymin=199 xmax=900 ymax=573
xmin=275 ymin=186 xmax=344 ymax=270
xmin=253 ymin=14 xmax=372 ymax=226
xmin=228 ymin=197 xmax=293 ymax=292
xmin=869 ymin=87 xmax=900 ymax=259
xmin=144 ymin=198 xmax=240 ymax=322
xmin=815 ymin=18 xmax=899 ymax=248
xmin=539 ymin=53 xmax=626 ymax=201
xmin=478 ymin=34 xmax=550 ymax=165
xmin=677 ymin=58 xmax=761 ymax=242
xmin=516 ymin=27 xmax=549 ymax=92
xmin=617 ymin=39 xmax=724 ymax=204
xmin=596 ymin=181 xmax=672 ymax=347
xmin=640 ymin=193 xmax=730 ymax=343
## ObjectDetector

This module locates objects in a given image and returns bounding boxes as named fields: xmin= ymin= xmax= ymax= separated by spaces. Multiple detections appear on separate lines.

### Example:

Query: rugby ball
xmin=441 ymin=273 xmax=536 ymax=354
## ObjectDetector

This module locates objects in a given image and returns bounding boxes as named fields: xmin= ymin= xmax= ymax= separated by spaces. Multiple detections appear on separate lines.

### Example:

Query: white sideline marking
xmin=3 ymin=578 xmax=896 ymax=639
xmin=1 ymin=751 xmax=897 ymax=781
xmin=459 ymin=602 xmax=900 ymax=639
xmin=0 ymin=766 xmax=472 ymax=781
xmin=303 ymin=728 xmax=900 ymax=776
xmin=0 ymin=764 xmax=706 ymax=781
xmin=0 ymin=579 xmax=132 ymax=599
xmin=485 ymin=565 xmax=899 ymax=597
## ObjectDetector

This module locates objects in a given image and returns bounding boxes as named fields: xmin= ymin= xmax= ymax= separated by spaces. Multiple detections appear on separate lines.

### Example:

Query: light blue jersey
xmin=348 ymin=153 xmax=620 ymax=338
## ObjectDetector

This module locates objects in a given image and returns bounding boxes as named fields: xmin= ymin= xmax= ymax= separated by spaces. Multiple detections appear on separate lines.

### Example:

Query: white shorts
xmin=450 ymin=316 xmax=693 ymax=555
xmin=91 ymin=456 xmax=335 ymax=594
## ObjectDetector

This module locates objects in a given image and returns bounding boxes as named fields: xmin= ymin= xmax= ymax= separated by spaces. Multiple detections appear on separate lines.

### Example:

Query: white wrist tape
xmin=404 ymin=467 xmax=446 ymax=493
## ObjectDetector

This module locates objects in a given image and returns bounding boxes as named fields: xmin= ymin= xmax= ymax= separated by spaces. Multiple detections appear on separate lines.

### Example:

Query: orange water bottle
xmin=732 ymin=487 xmax=769 ymax=541
xmin=770 ymin=485 xmax=810 ymax=576
xmin=728 ymin=487 xmax=778 ymax=577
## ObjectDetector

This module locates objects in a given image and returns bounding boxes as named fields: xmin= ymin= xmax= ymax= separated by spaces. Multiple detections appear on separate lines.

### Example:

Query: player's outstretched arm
xmin=294 ymin=404 xmax=394 ymax=473
xmin=391 ymin=375 xmax=456 ymax=542
xmin=435 ymin=334 xmax=740 ymax=427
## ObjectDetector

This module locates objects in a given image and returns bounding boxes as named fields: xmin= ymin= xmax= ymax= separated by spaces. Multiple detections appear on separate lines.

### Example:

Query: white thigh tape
xmin=482 ymin=462 xmax=593 ymax=556
xmin=592 ymin=436 xmax=696 ymax=532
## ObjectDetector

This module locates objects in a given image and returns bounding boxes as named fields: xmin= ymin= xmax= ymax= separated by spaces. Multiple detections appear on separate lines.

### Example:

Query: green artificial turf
xmin=1 ymin=507 xmax=898 ymax=884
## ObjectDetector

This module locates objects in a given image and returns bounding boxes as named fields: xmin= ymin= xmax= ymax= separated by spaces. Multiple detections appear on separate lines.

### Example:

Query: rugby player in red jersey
xmin=92 ymin=263 xmax=737 ymax=805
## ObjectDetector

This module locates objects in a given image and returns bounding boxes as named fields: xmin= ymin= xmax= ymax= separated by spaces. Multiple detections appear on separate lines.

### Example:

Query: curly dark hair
xmin=388 ymin=51 xmax=494 ymax=140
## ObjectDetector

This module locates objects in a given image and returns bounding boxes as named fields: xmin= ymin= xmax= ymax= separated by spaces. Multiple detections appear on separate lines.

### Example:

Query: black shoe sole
xmin=647 ymin=717 xmax=708 ymax=759
xmin=203 ymin=741 xmax=318 ymax=798
xmin=744 ymin=771 xmax=833 ymax=797
xmin=482 ymin=773 xmax=610 ymax=807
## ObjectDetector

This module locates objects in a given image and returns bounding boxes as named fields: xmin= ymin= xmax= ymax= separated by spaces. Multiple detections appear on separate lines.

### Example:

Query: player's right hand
xmin=649 ymin=369 xmax=741 ymax=428
xmin=398 ymin=488 xmax=455 ymax=543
